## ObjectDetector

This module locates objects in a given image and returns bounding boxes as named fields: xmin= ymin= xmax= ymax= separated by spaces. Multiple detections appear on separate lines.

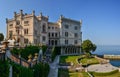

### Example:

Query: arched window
xmin=42 ymin=24 xmax=46 ymax=32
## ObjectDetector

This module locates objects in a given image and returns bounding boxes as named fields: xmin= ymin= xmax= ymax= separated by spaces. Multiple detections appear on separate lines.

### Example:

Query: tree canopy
xmin=0 ymin=33 xmax=4 ymax=42
xmin=82 ymin=39 xmax=97 ymax=54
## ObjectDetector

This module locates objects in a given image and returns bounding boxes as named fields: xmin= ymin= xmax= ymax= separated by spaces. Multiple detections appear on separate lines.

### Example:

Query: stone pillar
xmin=72 ymin=47 xmax=74 ymax=54
xmin=66 ymin=47 xmax=68 ymax=54
xmin=65 ymin=47 xmax=66 ymax=54
xmin=74 ymin=47 xmax=76 ymax=54
xmin=61 ymin=47 xmax=63 ymax=55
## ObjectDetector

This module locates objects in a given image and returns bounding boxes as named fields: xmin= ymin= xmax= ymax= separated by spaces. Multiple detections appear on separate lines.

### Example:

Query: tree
xmin=82 ymin=39 xmax=97 ymax=57
xmin=0 ymin=33 xmax=4 ymax=42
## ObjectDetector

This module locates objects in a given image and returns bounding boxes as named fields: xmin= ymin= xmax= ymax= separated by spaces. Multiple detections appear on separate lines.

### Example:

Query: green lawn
xmin=80 ymin=57 xmax=99 ymax=65
xmin=58 ymin=68 xmax=89 ymax=77
xmin=69 ymin=72 xmax=83 ymax=77
xmin=59 ymin=55 xmax=81 ymax=65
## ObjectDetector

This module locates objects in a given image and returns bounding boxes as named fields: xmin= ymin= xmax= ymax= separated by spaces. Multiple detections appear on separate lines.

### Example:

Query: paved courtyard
xmin=87 ymin=63 xmax=118 ymax=72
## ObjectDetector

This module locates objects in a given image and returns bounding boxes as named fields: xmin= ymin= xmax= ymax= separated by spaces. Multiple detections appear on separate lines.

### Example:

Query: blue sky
xmin=0 ymin=0 xmax=120 ymax=45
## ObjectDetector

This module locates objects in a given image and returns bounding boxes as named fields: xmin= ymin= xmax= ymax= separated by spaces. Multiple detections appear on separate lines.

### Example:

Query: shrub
xmin=11 ymin=45 xmax=40 ymax=60
xmin=12 ymin=63 xmax=33 ymax=77
xmin=32 ymin=62 xmax=50 ymax=77
xmin=0 ymin=60 xmax=9 ymax=77
xmin=42 ymin=45 xmax=47 ymax=54
xmin=58 ymin=68 xmax=69 ymax=77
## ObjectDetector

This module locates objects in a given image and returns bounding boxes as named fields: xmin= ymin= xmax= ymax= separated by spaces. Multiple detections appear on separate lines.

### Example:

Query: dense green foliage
xmin=0 ymin=60 xmax=9 ymax=77
xmin=82 ymin=39 xmax=97 ymax=57
xmin=12 ymin=62 xmax=50 ymax=77
xmin=12 ymin=63 xmax=33 ymax=77
xmin=0 ymin=33 xmax=4 ymax=42
xmin=51 ymin=46 xmax=61 ymax=61
xmin=33 ymin=62 xmax=50 ymax=77
xmin=10 ymin=45 xmax=50 ymax=77
xmin=42 ymin=45 xmax=47 ymax=54
xmin=11 ymin=46 xmax=40 ymax=59
xmin=58 ymin=68 xmax=89 ymax=77
xmin=90 ymin=69 xmax=119 ymax=76
xmin=58 ymin=68 xmax=69 ymax=77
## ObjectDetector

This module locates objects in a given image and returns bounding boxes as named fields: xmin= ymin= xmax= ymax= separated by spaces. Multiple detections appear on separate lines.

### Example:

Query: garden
xmin=59 ymin=55 xmax=99 ymax=66
xmin=10 ymin=45 xmax=50 ymax=77
xmin=58 ymin=68 xmax=89 ymax=77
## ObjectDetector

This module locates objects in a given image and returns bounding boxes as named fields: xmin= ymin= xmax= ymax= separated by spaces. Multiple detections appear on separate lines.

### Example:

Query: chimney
xmin=32 ymin=10 xmax=35 ymax=15
xmin=80 ymin=19 xmax=82 ymax=26
xmin=20 ymin=9 xmax=23 ymax=15
xmin=6 ymin=18 xmax=8 ymax=23
xmin=60 ymin=14 xmax=63 ymax=19
xmin=40 ymin=12 xmax=42 ymax=16
xmin=14 ymin=12 xmax=17 ymax=18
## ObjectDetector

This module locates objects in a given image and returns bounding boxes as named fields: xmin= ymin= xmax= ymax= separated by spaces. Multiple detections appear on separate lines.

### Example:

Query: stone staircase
xmin=44 ymin=46 xmax=53 ymax=63
xmin=48 ymin=55 xmax=60 ymax=77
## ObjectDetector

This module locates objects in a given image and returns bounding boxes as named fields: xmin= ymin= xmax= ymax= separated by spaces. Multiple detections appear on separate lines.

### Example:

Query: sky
xmin=0 ymin=0 xmax=120 ymax=45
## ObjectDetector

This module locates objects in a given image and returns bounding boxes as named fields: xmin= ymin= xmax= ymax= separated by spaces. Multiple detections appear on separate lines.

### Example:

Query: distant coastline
xmin=93 ymin=45 xmax=120 ymax=67
xmin=93 ymin=45 xmax=120 ymax=55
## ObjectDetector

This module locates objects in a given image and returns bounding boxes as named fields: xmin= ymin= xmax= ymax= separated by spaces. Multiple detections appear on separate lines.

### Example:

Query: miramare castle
xmin=6 ymin=10 xmax=82 ymax=55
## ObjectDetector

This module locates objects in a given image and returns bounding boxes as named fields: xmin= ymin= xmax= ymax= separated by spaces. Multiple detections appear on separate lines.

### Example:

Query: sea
xmin=92 ymin=45 xmax=120 ymax=67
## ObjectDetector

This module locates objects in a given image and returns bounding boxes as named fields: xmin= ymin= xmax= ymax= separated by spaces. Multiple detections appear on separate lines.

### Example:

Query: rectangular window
xmin=24 ymin=38 xmax=28 ymax=43
xmin=24 ymin=21 xmax=29 ymax=26
xmin=74 ymin=33 xmax=78 ymax=37
xmin=65 ymin=40 xmax=68 ymax=45
xmin=34 ymin=30 xmax=37 ymax=35
xmin=52 ymin=27 xmax=54 ymax=29
xmin=65 ymin=32 xmax=68 ymax=37
xmin=42 ymin=36 xmax=46 ymax=41
xmin=9 ymin=24 xmax=13 ymax=28
xmin=24 ymin=21 xmax=29 ymax=24
xmin=55 ymin=27 xmax=57 ymax=29
xmin=48 ymin=26 xmax=50 ymax=29
xmin=75 ymin=26 xmax=78 ymax=30
xmin=55 ymin=33 xmax=57 ymax=37
xmin=65 ymin=25 xmax=69 ymax=29
xmin=48 ymin=33 xmax=50 ymax=37
xmin=52 ymin=33 xmax=54 ymax=37
xmin=74 ymin=40 xmax=77 ymax=44
xmin=24 ymin=29 xmax=28 ymax=35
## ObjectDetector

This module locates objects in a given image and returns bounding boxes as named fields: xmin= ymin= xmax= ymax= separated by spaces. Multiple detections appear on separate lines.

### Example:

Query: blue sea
xmin=92 ymin=45 xmax=120 ymax=67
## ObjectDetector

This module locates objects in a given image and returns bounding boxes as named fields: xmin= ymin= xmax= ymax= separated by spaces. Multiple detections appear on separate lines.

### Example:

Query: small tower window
xmin=42 ymin=24 xmax=46 ymax=32
xmin=65 ymin=25 xmax=69 ymax=29
xmin=16 ymin=20 xmax=20 ymax=25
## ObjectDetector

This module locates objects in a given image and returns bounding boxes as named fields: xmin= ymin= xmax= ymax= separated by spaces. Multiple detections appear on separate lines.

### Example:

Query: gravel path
xmin=87 ymin=63 xmax=118 ymax=72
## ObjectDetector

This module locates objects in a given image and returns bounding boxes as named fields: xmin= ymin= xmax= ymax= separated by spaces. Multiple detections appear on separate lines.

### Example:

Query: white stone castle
xmin=6 ymin=10 xmax=82 ymax=55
